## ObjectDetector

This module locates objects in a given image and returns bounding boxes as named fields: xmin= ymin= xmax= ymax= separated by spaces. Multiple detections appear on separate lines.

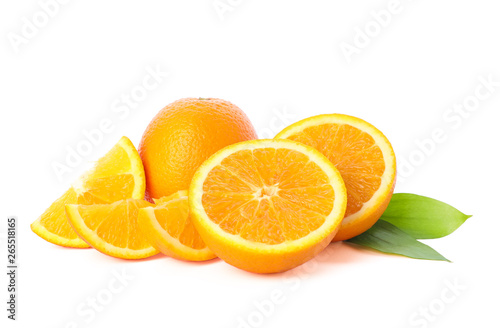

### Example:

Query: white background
xmin=1 ymin=1 xmax=499 ymax=327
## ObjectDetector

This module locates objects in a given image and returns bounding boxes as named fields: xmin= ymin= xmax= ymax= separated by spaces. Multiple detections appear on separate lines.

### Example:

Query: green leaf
xmin=380 ymin=193 xmax=472 ymax=239
xmin=347 ymin=220 xmax=450 ymax=262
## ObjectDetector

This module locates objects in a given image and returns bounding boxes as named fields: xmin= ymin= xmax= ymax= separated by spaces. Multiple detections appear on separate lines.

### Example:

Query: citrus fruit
xmin=189 ymin=139 xmax=347 ymax=273
xmin=152 ymin=190 xmax=186 ymax=205
xmin=275 ymin=114 xmax=397 ymax=241
xmin=66 ymin=199 xmax=159 ymax=259
xmin=139 ymin=98 xmax=257 ymax=200
xmin=138 ymin=191 xmax=216 ymax=261
xmin=31 ymin=136 xmax=146 ymax=248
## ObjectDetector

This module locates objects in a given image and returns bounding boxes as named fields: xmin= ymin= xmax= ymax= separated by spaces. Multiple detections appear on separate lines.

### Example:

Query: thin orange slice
xmin=66 ymin=199 xmax=158 ymax=259
xmin=189 ymin=139 xmax=347 ymax=273
xmin=276 ymin=114 xmax=397 ymax=241
xmin=138 ymin=191 xmax=216 ymax=261
xmin=31 ymin=137 xmax=146 ymax=248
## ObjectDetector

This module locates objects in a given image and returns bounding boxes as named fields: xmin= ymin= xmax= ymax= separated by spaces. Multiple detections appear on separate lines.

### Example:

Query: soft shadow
xmin=46 ymin=240 xmax=373 ymax=275
xmin=164 ymin=256 xmax=221 ymax=267
xmin=275 ymin=241 xmax=372 ymax=277
xmin=319 ymin=241 xmax=373 ymax=265
xmin=221 ymin=241 xmax=372 ymax=279
xmin=97 ymin=252 xmax=222 ymax=265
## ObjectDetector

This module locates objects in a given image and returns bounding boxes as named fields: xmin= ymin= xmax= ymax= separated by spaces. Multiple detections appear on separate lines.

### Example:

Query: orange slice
xmin=31 ymin=136 xmax=146 ymax=248
xmin=152 ymin=190 xmax=187 ymax=205
xmin=138 ymin=191 xmax=216 ymax=261
xmin=276 ymin=114 xmax=397 ymax=241
xmin=66 ymin=199 xmax=159 ymax=259
xmin=189 ymin=139 xmax=347 ymax=273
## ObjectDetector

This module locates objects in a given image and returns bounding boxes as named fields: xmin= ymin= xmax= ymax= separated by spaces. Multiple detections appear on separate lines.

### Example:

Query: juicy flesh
xmin=39 ymin=143 xmax=137 ymax=238
xmin=153 ymin=198 xmax=206 ymax=250
xmin=202 ymin=148 xmax=335 ymax=245
xmin=286 ymin=123 xmax=385 ymax=217
xmin=77 ymin=199 xmax=152 ymax=250
xmin=39 ymin=188 xmax=79 ymax=238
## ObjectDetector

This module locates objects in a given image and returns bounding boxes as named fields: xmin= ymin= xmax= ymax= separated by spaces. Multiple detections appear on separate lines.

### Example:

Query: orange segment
xmin=276 ymin=114 xmax=397 ymax=241
xmin=271 ymin=196 xmax=327 ymax=240
xmin=138 ymin=191 xmax=216 ymax=261
xmin=31 ymin=136 xmax=146 ymax=248
xmin=277 ymin=185 xmax=335 ymax=216
xmin=66 ymin=199 xmax=158 ymax=259
xmin=32 ymin=189 xmax=82 ymax=247
xmin=153 ymin=190 xmax=188 ymax=205
xmin=85 ymin=142 xmax=132 ymax=179
xmin=189 ymin=139 xmax=347 ymax=273
xmin=81 ymin=174 xmax=136 ymax=203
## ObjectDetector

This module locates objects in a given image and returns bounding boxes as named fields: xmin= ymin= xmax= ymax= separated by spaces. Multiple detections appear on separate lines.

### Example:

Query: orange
xmin=275 ymin=114 xmax=397 ymax=241
xmin=139 ymin=98 xmax=257 ymax=200
xmin=31 ymin=137 xmax=146 ymax=248
xmin=138 ymin=191 xmax=216 ymax=261
xmin=189 ymin=139 xmax=347 ymax=273
xmin=66 ymin=199 xmax=159 ymax=259
xmin=152 ymin=190 xmax=186 ymax=205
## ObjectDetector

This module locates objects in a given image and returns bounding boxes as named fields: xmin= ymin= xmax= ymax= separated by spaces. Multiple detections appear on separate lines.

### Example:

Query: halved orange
xmin=31 ymin=137 xmax=146 ymax=248
xmin=276 ymin=114 xmax=397 ymax=241
xmin=138 ymin=191 xmax=216 ymax=261
xmin=189 ymin=139 xmax=347 ymax=273
xmin=66 ymin=199 xmax=159 ymax=259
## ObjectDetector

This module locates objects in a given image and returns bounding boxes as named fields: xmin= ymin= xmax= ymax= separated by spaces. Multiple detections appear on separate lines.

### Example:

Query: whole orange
xmin=139 ymin=98 xmax=257 ymax=199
